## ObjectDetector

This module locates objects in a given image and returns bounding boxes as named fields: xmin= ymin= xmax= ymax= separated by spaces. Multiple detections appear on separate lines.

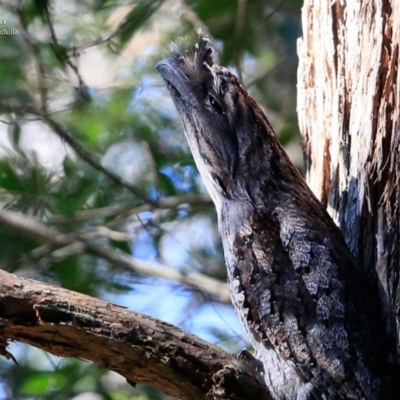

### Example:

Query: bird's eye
xmin=208 ymin=94 xmax=224 ymax=115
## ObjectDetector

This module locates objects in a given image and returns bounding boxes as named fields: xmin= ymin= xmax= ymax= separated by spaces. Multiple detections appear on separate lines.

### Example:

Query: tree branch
xmin=0 ymin=99 xmax=149 ymax=202
xmin=49 ymin=193 xmax=212 ymax=223
xmin=0 ymin=269 xmax=270 ymax=400
xmin=0 ymin=209 xmax=230 ymax=303
xmin=16 ymin=7 xmax=48 ymax=114
xmin=42 ymin=116 xmax=149 ymax=202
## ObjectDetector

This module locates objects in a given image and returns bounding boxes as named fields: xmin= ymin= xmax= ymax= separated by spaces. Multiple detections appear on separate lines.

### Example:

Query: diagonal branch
xmin=16 ymin=7 xmax=48 ymax=114
xmin=42 ymin=116 xmax=150 ymax=202
xmin=41 ymin=2 xmax=91 ymax=104
xmin=0 ymin=100 xmax=149 ymax=202
xmin=0 ymin=269 xmax=270 ymax=400
xmin=0 ymin=209 xmax=230 ymax=303
xmin=50 ymin=193 xmax=212 ymax=223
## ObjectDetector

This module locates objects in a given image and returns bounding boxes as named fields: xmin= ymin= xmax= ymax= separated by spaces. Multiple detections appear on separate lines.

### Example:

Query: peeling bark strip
xmin=0 ymin=269 xmax=270 ymax=400
xmin=297 ymin=1 xmax=400 ymax=359
xmin=156 ymin=33 xmax=398 ymax=399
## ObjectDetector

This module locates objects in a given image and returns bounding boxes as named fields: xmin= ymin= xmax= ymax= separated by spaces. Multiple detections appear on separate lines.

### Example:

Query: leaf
xmin=8 ymin=121 xmax=21 ymax=151
xmin=0 ymin=34 xmax=31 ymax=101
xmin=20 ymin=371 xmax=67 ymax=396
xmin=112 ymin=0 xmax=164 ymax=50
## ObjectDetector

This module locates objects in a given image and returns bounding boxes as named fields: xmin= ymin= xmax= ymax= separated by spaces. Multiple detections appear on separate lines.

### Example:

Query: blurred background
xmin=0 ymin=0 xmax=302 ymax=398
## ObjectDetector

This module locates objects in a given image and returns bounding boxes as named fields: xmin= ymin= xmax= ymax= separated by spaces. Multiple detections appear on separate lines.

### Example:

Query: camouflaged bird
xmin=156 ymin=33 xmax=386 ymax=399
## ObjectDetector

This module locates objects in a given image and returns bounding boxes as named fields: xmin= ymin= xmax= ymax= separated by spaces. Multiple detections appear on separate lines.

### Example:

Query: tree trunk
xmin=297 ymin=0 xmax=400 ymax=360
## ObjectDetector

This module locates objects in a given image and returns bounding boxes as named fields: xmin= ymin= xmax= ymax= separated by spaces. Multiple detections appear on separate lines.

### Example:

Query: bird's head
xmin=156 ymin=33 xmax=290 ymax=211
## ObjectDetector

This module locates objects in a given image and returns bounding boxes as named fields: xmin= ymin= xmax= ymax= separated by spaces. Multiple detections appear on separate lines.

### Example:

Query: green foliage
xmin=0 ymin=0 xmax=302 ymax=398
xmin=0 ymin=32 xmax=31 ymax=100
xmin=112 ymin=0 xmax=164 ymax=49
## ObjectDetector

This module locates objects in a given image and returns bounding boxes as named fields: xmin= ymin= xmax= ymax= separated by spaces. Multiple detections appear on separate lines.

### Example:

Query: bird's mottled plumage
xmin=156 ymin=33 xmax=384 ymax=399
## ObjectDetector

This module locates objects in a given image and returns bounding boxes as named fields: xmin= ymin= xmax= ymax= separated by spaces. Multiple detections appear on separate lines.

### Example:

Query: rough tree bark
xmin=0 ymin=268 xmax=269 ymax=400
xmin=297 ymin=0 xmax=400 ymax=360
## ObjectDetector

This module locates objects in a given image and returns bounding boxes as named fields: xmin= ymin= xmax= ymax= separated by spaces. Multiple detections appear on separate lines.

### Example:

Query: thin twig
xmin=16 ymin=8 xmax=48 ymax=114
xmin=0 ymin=98 xmax=148 ymax=201
xmin=42 ymin=115 xmax=150 ymax=202
xmin=42 ymin=5 xmax=89 ymax=102
xmin=234 ymin=0 xmax=247 ymax=82
xmin=50 ymin=193 xmax=212 ymax=223
xmin=0 ymin=209 xmax=230 ymax=303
